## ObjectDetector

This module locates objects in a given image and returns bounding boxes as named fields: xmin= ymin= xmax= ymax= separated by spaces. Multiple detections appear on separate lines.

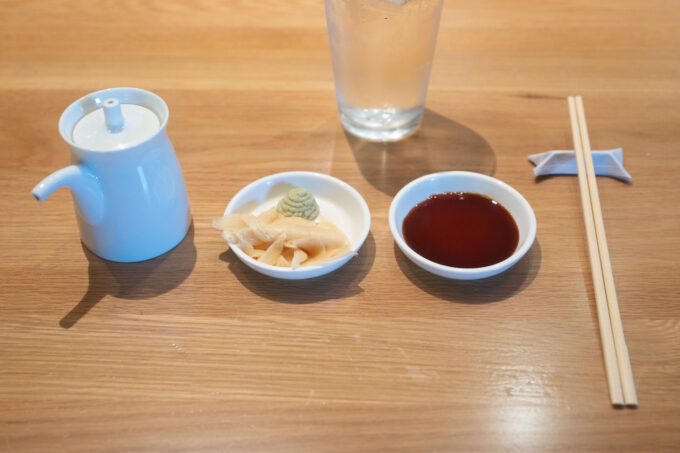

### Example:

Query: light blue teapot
xmin=32 ymin=87 xmax=191 ymax=262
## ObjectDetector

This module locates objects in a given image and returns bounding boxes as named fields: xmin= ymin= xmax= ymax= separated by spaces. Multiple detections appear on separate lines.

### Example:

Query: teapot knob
xmin=103 ymin=98 xmax=124 ymax=133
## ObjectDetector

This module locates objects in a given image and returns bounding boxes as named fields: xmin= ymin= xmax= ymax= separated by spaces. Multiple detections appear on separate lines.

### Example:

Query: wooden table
xmin=2 ymin=1 xmax=679 ymax=451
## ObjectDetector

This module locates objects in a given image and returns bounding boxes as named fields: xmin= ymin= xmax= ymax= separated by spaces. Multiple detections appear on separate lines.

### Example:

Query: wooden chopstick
xmin=571 ymin=96 xmax=638 ymax=407
xmin=567 ymin=96 xmax=624 ymax=406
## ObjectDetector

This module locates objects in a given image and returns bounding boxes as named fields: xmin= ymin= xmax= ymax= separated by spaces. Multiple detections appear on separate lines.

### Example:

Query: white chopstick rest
xmin=529 ymin=148 xmax=631 ymax=182
xmin=567 ymin=96 xmax=637 ymax=408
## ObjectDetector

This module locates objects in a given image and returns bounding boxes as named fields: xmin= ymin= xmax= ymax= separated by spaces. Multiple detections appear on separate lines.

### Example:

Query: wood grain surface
xmin=1 ymin=0 xmax=679 ymax=451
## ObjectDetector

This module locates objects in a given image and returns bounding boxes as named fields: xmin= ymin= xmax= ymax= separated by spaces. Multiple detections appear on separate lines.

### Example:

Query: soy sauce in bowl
xmin=402 ymin=192 xmax=519 ymax=268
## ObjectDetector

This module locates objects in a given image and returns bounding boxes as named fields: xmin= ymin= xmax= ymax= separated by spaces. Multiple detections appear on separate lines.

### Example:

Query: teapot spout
xmin=32 ymin=165 xmax=105 ymax=225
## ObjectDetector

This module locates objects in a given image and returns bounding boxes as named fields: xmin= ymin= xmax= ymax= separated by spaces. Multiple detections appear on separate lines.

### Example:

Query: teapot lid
xmin=71 ymin=98 xmax=160 ymax=151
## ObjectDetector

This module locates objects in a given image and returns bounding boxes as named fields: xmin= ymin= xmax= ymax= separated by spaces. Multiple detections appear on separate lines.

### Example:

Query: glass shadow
xmin=345 ymin=109 xmax=496 ymax=196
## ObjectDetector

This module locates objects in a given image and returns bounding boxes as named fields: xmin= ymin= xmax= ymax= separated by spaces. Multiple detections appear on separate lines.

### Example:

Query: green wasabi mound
xmin=276 ymin=187 xmax=320 ymax=220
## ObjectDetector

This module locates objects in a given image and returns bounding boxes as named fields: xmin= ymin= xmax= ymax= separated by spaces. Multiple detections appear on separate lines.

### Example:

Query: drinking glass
xmin=324 ymin=0 xmax=444 ymax=141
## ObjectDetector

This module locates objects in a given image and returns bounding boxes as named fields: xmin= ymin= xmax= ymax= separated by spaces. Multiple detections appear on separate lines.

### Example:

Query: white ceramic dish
xmin=389 ymin=171 xmax=536 ymax=280
xmin=222 ymin=171 xmax=371 ymax=279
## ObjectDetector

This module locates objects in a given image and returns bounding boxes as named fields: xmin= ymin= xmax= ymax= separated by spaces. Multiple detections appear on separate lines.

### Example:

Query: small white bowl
xmin=223 ymin=171 xmax=371 ymax=280
xmin=389 ymin=171 xmax=536 ymax=280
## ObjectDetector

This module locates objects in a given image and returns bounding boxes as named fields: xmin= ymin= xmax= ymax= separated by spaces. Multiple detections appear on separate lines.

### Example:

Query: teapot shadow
xmin=59 ymin=224 xmax=197 ymax=329
xmin=394 ymin=239 xmax=541 ymax=304
xmin=218 ymin=232 xmax=375 ymax=304
xmin=345 ymin=109 xmax=496 ymax=196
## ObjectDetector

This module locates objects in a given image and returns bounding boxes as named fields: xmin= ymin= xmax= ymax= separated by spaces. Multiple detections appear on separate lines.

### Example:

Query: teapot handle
xmin=32 ymin=165 xmax=105 ymax=225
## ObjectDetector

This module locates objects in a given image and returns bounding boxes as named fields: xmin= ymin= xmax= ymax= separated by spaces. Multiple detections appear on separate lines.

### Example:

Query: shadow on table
xmin=534 ymin=174 xmax=633 ymax=185
xmin=219 ymin=232 xmax=375 ymax=304
xmin=345 ymin=109 xmax=496 ymax=196
xmin=394 ymin=239 xmax=541 ymax=304
xmin=59 ymin=224 xmax=197 ymax=329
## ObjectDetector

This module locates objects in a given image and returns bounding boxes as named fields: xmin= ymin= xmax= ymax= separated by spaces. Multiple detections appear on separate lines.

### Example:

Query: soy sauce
xmin=402 ymin=192 xmax=519 ymax=268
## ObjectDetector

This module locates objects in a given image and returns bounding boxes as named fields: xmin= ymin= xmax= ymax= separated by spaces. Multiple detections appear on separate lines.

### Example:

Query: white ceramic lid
xmin=71 ymin=98 xmax=160 ymax=151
